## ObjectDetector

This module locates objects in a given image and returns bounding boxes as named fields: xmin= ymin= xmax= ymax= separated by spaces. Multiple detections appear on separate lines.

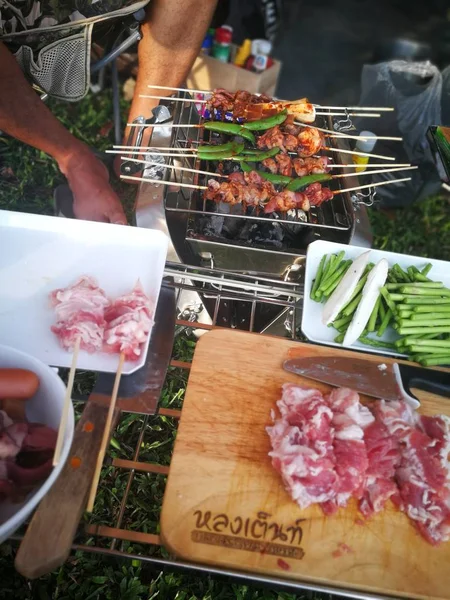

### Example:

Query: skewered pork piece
xmin=204 ymin=171 xmax=334 ymax=213
xmin=263 ymin=182 xmax=333 ymax=214
xmin=262 ymin=155 xmax=331 ymax=177
xmin=257 ymin=125 xmax=324 ymax=157
xmin=204 ymin=89 xmax=316 ymax=123
xmin=205 ymin=171 xmax=275 ymax=208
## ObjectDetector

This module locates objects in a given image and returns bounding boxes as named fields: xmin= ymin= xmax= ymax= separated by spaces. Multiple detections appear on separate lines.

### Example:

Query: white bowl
xmin=0 ymin=344 xmax=74 ymax=543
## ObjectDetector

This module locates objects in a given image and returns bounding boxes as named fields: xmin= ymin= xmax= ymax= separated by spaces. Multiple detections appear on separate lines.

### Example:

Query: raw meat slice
xmin=0 ymin=423 xmax=28 ymax=460
xmin=267 ymin=384 xmax=338 ymax=510
xmin=322 ymin=388 xmax=373 ymax=514
xmin=50 ymin=276 xmax=110 ymax=353
xmin=359 ymin=419 xmax=400 ymax=517
xmin=103 ymin=280 xmax=153 ymax=361
xmin=377 ymin=401 xmax=450 ymax=545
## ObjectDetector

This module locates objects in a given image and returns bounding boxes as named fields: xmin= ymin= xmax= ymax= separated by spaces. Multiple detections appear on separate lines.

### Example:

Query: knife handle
xmin=15 ymin=399 xmax=120 ymax=579
xmin=399 ymin=363 xmax=450 ymax=401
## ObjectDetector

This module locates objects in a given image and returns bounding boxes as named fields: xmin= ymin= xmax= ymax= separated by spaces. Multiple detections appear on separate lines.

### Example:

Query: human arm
xmin=0 ymin=42 xmax=127 ymax=224
xmin=125 ymin=0 xmax=218 ymax=142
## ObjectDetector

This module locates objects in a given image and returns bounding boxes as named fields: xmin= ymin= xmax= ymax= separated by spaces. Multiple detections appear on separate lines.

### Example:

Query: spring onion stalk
xmin=358 ymin=335 xmax=396 ymax=350
xmin=421 ymin=263 xmax=433 ymax=276
xmin=310 ymin=254 xmax=328 ymax=299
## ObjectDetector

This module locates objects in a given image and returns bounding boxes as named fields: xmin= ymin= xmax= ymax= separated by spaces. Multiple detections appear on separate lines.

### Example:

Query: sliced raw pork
xmin=377 ymin=401 xmax=450 ymax=545
xmin=321 ymin=388 xmax=373 ymax=515
xmin=103 ymin=280 xmax=153 ymax=361
xmin=50 ymin=276 xmax=110 ymax=353
xmin=267 ymin=384 xmax=337 ymax=509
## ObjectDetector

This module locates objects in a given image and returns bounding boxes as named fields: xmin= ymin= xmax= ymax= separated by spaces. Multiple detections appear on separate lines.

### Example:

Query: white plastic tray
xmin=302 ymin=240 xmax=450 ymax=357
xmin=0 ymin=210 xmax=168 ymax=374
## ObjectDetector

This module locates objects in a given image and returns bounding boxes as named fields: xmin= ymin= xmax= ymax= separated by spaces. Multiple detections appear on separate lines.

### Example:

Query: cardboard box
xmin=187 ymin=53 xmax=282 ymax=96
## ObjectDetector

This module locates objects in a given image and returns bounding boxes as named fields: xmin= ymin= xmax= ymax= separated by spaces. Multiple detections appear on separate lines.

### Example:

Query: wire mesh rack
xmin=11 ymin=262 xmax=392 ymax=600
xmin=159 ymin=93 xmax=354 ymax=235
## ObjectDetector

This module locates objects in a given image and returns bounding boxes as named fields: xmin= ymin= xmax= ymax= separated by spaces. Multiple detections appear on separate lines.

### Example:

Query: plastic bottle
xmin=212 ymin=25 xmax=233 ymax=63
xmin=352 ymin=131 xmax=377 ymax=172
xmin=201 ymin=28 xmax=214 ymax=55
xmin=253 ymin=39 xmax=272 ymax=73
xmin=234 ymin=39 xmax=252 ymax=67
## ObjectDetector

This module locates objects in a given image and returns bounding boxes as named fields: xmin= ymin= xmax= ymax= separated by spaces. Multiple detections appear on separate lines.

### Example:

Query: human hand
xmin=61 ymin=150 xmax=128 ymax=225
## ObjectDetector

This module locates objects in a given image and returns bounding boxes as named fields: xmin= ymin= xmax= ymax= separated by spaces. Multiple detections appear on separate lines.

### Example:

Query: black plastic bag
xmin=355 ymin=60 xmax=443 ymax=207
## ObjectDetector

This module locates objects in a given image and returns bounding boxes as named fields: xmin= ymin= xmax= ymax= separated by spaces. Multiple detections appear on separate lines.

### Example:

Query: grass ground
xmin=0 ymin=88 xmax=449 ymax=599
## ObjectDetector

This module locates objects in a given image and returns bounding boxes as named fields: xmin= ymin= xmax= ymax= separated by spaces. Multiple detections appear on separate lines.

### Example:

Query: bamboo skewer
xmin=294 ymin=121 xmax=402 ymax=142
xmin=324 ymin=146 xmax=395 ymax=161
xmin=86 ymin=352 xmax=125 ymax=513
xmin=111 ymin=149 xmax=412 ymax=170
xmin=314 ymin=105 xmax=394 ymax=112
xmin=106 ymin=150 xmax=198 ymax=158
xmin=119 ymin=156 xmax=227 ymax=177
xmin=121 ymin=174 xmax=412 ymax=196
xmin=52 ymin=337 xmax=80 ymax=466
xmin=146 ymin=85 xmax=394 ymax=111
xmin=120 ymin=154 xmax=416 ymax=179
xmin=121 ymin=175 xmax=208 ymax=189
xmin=335 ymin=177 xmax=411 ymax=195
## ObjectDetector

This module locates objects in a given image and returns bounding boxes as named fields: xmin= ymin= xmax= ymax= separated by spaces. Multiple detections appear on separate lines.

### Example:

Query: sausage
xmin=0 ymin=369 xmax=40 ymax=400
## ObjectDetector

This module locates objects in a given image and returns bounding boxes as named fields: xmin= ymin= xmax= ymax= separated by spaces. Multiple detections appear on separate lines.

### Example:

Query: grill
xmin=15 ymin=93 xmax=376 ymax=598
xmin=131 ymin=93 xmax=372 ymax=277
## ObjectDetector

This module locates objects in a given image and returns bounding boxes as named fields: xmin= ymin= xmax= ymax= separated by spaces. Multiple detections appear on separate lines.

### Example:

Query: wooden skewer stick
xmin=112 ymin=144 xmax=197 ymax=151
xmin=106 ymin=150 xmax=198 ymax=158
xmin=332 ymin=166 xmax=417 ymax=178
xmin=119 ymin=156 xmax=227 ymax=178
xmin=121 ymin=175 xmax=208 ymax=189
xmin=109 ymin=149 xmax=412 ymax=170
xmin=335 ymin=177 xmax=411 ymax=195
xmin=140 ymin=94 xmax=206 ymax=103
xmin=294 ymin=121 xmax=402 ymax=142
xmin=86 ymin=352 xmax=125 ymax=513
xmin=325 ymin=146 xmax=395 ymax=161
xmin=52 ymin=337 xmax=81 ymax=466
xmin=314 ymin=105 xmax=394 ymax=112
xmin=145 ymin=85 xmax=395 ymax=112
xmin=148 ymin=84 xmax=209 ymax=94
xmin=315 ymin=112 xmax=381 ymax=117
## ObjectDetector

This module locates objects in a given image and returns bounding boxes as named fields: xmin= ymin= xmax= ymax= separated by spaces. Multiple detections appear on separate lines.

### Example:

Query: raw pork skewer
xmin=86 ymin=352 xmax=125 ymax=513
xmin=50 ymin=276 xmax=110 ymax=464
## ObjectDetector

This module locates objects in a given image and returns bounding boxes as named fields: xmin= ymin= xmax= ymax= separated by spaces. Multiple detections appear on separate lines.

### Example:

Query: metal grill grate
xmin=161 ymin=93 xmax=354 ymax=236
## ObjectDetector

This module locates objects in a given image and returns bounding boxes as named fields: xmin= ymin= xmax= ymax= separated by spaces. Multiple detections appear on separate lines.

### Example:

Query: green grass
xmin=0 ymin=88 xmax=449 ymax=599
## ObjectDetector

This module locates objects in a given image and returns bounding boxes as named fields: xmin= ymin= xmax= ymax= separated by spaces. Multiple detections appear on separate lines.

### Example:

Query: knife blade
xmin=283 ymin=356 xmax=450 ymax=410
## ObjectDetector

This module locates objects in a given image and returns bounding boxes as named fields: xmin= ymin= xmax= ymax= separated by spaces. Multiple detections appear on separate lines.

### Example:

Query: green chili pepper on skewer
xmin=286 ymin=173 xmax=332 ymax=191
xmin=240 ymin=147 xmax=280 ymax=159
xmin=242 ymin=109 xmax=289 ymax=131
xmin=204 ymin=121 xmax=256 ymax=144
xmin=239 ymin=162 xmax=292 ymax=184
xmin=198 ymin=141 xmax=238 ymax=154
xmin=197 ymin=142 xmax=245 ymax=161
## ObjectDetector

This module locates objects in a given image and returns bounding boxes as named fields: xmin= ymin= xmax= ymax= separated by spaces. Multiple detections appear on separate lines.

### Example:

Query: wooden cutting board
xmin=161 ymin=329 xmax=450 ymax=600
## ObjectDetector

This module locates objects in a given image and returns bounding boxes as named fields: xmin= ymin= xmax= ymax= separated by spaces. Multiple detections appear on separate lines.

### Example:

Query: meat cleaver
xmin=283 ymin=356 xmax=450 ymax=410
xmin=15 ymin=284 xmax=175 ymax=579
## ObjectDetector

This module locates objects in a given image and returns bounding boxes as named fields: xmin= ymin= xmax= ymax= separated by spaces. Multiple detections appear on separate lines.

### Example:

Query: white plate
xmin=0 ymin=344 xmax=74 ymax=542
xmin=0 ymin=210 xmax=168 ymax=374
xmin=302 ymin=240 xmax=450 ymax=357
